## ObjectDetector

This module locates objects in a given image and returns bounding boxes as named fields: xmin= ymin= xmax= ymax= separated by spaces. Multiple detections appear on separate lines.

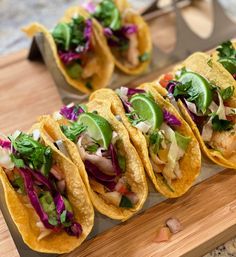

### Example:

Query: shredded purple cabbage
xmin=0 ymin=139 xmax=11 ymax=149
xmin=19 ymin=168 xmax=54 ymax=229
xmin=60 ymin=105 xmax=84 ymax=121
xmin=65 ymin=222 xmax=83 ymax=237
xmin=121 ymin=24 xmax=138 ymax=36
xmin=166 ymin=80 xmax=180 ymax=94
xmin=109 ymin=144 xmax=122 ymax=176
xmin=83 ymin=1 xmax=96 ymax=14
xmin=127 ymin=88 xmax=145 ymax=97
xmin=84 ymin=19 xmax=93 ymax=51
xmin=85 ymin=160 xmax=115 ymax=182
xmin=103 ymin=27 xmax=113 ymax=37
xmin=31 ymin=170 xmax=54 ymax=191
xmin=121 ymin=99 xmax=132 ymax=113
xmin=54 ymin=193 xmax=65 ymax=214
xmin=58 ymin=50 xmax=82 ymax=65
xmin=163 ymin=109 xmax=181 ymax=127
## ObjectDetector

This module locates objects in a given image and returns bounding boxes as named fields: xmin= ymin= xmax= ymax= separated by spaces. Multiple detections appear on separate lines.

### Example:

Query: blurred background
xmin=1 ymin=0 xmax=236 ymax=55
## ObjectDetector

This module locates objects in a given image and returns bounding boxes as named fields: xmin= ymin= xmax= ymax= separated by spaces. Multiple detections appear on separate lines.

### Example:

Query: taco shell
xmin=90 ymin=84 xmax=201 ymax=198
xmin=23 ymin=9 xmax=114 ymax=94
xmin=39 ymin=103 xmax=148 ymax=220
xmin=0 ymin=123 xmax=94 ymax=253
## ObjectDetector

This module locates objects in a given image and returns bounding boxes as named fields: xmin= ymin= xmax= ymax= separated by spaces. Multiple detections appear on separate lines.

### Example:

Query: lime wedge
xmin=52 ymin=23 xmax=71 ymax=51
xmin=130 ymin=94 xmax=163 ymax=130
xmin=218 ymin=57 xmax=236 ymax=75
xmin=178 ymin=71 xmax=213 ymax=113
xmin=78 ymin=113 xmax=112 ymax=149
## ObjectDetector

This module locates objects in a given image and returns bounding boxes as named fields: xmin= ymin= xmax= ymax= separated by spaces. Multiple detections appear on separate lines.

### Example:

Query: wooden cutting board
xmin=1 ymin=48 xmax=236 ymax=257
xmin=0 ymin=2 xmax=236 ymax=256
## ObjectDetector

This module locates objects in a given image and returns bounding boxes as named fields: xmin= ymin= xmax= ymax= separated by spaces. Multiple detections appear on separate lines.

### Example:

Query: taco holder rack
xmin=28 ymin=0 xmax=236 ymax=104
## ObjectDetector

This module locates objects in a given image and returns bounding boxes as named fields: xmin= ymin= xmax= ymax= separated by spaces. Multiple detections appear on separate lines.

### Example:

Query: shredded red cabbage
xmin=120 ymin=98 xmax=132 ymax=113
xmin=83 ymin=1 xmax=96 ymax=14
xmin=65 ymin=222 xmax=83 ymax=237
xmin=163 ymin=109 xmax=181 ymax=127
xmin=103 ymin=27 xmax=113 ymax=37
xmin=109 ymin=144 xmax=122 ymax=176
xmin=31 ymin=170 xmax=54 ymax=191
xmin=127 ymin=88 xmax=145 ymax=97
xmin=58 ymin=50 xmax=82 ymax=65
xmin=60 ymin=105 xmax=84 ymax=121
xmin=166 ymin=81 xmax=180 ymax=94
xmin=85 ymin=160 xmax=116 ymax=182
xmin=84 ymin=19 xmax=93 ymax=51
xmin=19 ymin=168 xmax=54 ymax=229
xmin=0 ymin=139 xmax=11 ymax=149
xmin=121 ymin=24 xmax=138 ymax=36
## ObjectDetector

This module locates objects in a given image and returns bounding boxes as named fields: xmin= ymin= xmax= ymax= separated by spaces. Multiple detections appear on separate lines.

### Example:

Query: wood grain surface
xmin=0 ymin=1 xmax=235 ymax=257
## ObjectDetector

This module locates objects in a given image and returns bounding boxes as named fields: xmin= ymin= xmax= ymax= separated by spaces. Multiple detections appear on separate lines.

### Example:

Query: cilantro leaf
xmin=10 ymin=154 xmax=25 ymax=168
xmin=93 ymin=0 xmax=121 ymax=31
xmin=61 ymin=122 xmax=87 ymax=142
xmin=220 ymin=86 xmax=234 ymax=101
xmin=117 ymin=155 xmax=126 ymax=172
xmin=12 ymin=176 xmax=25 ymax=194
xmin=10 ymin=133 xmax=52 ymax=175
xmin=126 ymin=111 xmax=144 ymax=126
xmin=212 ymin=115 xmax=233 ymax=131
xmin=216 ymin=41 xmax=236 ymax=59
xmin=149 ymin=130 xmax=162 ymax=154
xmin=139 ymin=52 xmax=150 ymax=62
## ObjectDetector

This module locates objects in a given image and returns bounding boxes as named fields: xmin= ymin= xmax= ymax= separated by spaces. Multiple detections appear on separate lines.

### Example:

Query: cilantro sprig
xmin=61 ymin=122 xmax=87 ymax=142
xmin=10 ymin=133 xmax=53 ymax=176
xmin=220 ymin=86 xmax=234 ymax=101
xmin=212 ymin=115 xmax=234 ymax=132
xmin=216 ymin=41 xmax=236 ymax=59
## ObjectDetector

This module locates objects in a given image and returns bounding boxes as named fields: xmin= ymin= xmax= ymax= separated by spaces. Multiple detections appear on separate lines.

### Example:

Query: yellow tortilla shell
xmin=0 ymin=124 xmax=94 ymax=253
xmin=23 ymin=9 xmax=114 ymax=94
xmin=76 ymin=0 xmax=152 ymax=75
xmin=175 ymin=52 xmax=236 ymax=100
xmin=90 ymin=84 xmax=201 ymax=198
xmin=39 ymin=108 xmax=148 ymax=221
xmin=154 ymin=56 xmax=236 ymax=169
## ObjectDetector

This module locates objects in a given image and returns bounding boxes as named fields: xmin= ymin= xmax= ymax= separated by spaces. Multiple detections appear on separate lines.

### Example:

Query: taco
xmin=79 ymin=0 xmax=152 ymax=75
xmin=40 ymin=100 xmax=148 ymax=220
xmin=90 ymin=84 xmax=201 ymax=198
xmin=212 ymin=40 xmax=236 ymax=80
xmin=156 ymin=54 xmax=236 ymax=169
xmin=23 ymin=9 xmax=114 ymax=94
xmin=0 ymin=126 xmax=94 ymax=253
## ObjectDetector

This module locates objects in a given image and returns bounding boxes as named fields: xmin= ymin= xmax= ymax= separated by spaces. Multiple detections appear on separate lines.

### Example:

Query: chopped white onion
xmin=185 ymin=100 xmax=198 ymax=114
xmin=0 ymin=147 xmax=14 ymax=170
xmin=135 ymin=121 xmax=151 ymax=134
xmin=32 ymin=129 xmax=40 ymax=141
xmin=95 ymin=147 xmax=105 ymax=157
xmin=111 ymin=131 xmax=119 ymax=144
xmin=201 ymin=119 xmax=213 ymax=142
xmin=216 ymin=93 xmax=226 ymax=120
xmin=116 ymin=87 xmax=128 ymax=101
xmin=115 ymin=115 xmax=122 ymax=121
xmin=54 ymin=140 xmax=69 ymax=157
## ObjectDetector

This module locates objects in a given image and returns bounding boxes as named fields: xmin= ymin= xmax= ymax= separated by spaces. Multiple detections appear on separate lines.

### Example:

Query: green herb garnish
xmin=61 ymin=122 xmax=87 ymax=142
xmin=212 ymin=115 xmax=234 ymax=132
xmin=220 ymin=86 xmax=234 ymax=101
xmin=93 ymin=0 xmax=121 ymax=31
xmin=139 ymin=52 xmax=150 ymax=62
xmin=119 ymin=195 xmax=133 ymax=208
xmin=216 ymin=41 xmax=236 ymax=59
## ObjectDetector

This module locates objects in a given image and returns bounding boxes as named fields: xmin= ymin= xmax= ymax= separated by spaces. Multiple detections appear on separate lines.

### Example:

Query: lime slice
xmin=78 ymin=113 xmax=112 ymax=149
xmin=130 ymin=94 xmax=163 ymax=130
xmin=178 ymin=71 xmax=213 ymax=113
xmin=218 ymin=57 xmax=236 ymax=75
xmin=52 ymin=23 xmax=71 ymax=51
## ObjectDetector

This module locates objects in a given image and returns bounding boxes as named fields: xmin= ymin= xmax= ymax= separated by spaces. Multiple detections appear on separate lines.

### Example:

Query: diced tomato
xmin=159 ymin=73 xmax=173 ymax=88
xmin=227 ymin=115 xmax=236 ymax=123
xmin=163 ymin=73 xmax=173 ymax=81
xmin=115 ymin=182 xmax=129 ymax=195
xmin=159 ymin=79 xmax=169 ymax=88
xmin=52 ymin=227 xmax=61 ymax=233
